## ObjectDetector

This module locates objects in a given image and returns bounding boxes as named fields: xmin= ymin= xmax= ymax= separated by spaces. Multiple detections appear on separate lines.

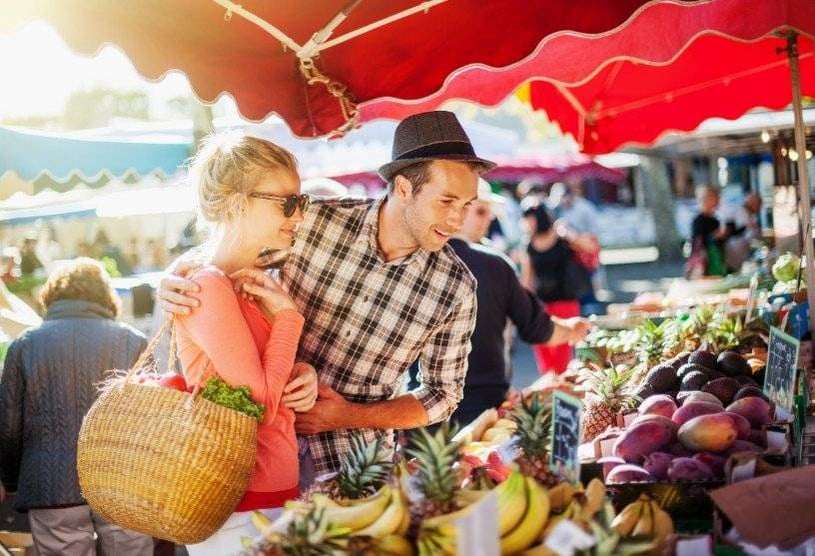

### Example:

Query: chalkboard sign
xmin=549 ymin=390 xmax=582 ymax=483
xmin=764 ymin=326 xmax=800 ymax=412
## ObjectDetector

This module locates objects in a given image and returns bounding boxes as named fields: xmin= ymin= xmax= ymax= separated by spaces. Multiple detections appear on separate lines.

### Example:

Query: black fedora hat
xmin=378 ymin=111 xmax=496 ymax=181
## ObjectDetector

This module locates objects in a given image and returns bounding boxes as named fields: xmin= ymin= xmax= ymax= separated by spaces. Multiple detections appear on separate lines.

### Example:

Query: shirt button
xmin=345 ymin=331 xmax=351 ymax=337
xmin=364 ymin=296 xmax=370 ymax=302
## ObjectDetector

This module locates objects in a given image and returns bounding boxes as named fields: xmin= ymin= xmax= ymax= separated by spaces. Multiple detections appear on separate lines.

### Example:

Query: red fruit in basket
xmin=158 ymin=374 xmax=188 ymax=392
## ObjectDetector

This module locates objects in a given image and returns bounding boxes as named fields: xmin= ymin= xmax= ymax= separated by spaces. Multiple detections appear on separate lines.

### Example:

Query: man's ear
xmin=393 ymin=175 xmax=413 ymax=203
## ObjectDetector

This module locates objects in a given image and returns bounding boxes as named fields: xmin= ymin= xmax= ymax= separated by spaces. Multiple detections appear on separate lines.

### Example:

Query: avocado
xmin=701 ymin=377 xmax=741 ymax=405
xmin=645 ymin=363 xmax=680 ymax=393
xmin=733 ymin=385 xmax=770 ymax=403
xmin=717 ymin=351 xmax=751 ymax=377
xmin=677 ymin=363 xmax=710 ymax=382
xmin=688 ymin=350 xmax=718 ymax=371
xmin=680 ymin=370 xmax=709 ymax=391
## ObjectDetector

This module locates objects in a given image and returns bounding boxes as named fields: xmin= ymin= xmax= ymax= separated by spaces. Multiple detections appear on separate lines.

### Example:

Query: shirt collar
xmin=357 ymin=195 xmax=431 ymax=268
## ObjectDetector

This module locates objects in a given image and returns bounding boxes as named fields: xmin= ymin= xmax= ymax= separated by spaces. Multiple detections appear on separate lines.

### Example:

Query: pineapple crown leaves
xmin=335 ymin=432 xmax=394 ymax=499
xmin=510 ymin=393 xmax=553 ymax=459
xmin=407 ymin=422 xmax=462 ymax=503
xmin=585 ymin=366 xmax=639 ymax=410
xmin=270 ymin=507 xmax=351 ymax=556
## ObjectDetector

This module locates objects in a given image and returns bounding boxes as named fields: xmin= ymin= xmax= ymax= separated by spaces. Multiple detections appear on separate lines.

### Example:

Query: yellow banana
xmin=541 ymin=500 xmax=574 ymax=539
xmin=456 ymin=487 xmax=491 ymax=506
xmin=251 ymin=510 xmax=272 ymax=533
xmin=314 ymin=485 xmax=391 ymax=531
xmin=497 ymin=471 xmax=529 ymax=536
xmin=610 ymin=500 xmax=642 ymax=537
xmin=650 ymin=501 xmax=675 ymax=538
xmin=378 ymin=534 xmax=416 ymax=556
xmin=354 ymin=489 xmax=405 ymax=538
xmin=582 ymin=479 xmax=606 ymax=520
xmin=631 ymin=497 xmax=653 ymax=537
xmin=545 ymin=482 xmax=576 ymax=510
xmin=501 ymin=477 xmax=551 ymax=555
xmin=396 ymin=489 xmax=412 ymax=535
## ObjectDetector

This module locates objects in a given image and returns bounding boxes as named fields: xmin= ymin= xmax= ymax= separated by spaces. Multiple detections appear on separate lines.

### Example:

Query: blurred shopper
xmin=724 ymin=192 xmax=763 ymax=272
xmin=448 ymin=180 xmax=589 ymax=423
xmin=521 ymin=201 xmax=594 ymax=374
xmin=686 ymin=185 xmax=729 ymax=278
xmin=0 ymin=258 xmax=152 ymax=555
xmin=19 ymin=236 xmax=43 ymax=276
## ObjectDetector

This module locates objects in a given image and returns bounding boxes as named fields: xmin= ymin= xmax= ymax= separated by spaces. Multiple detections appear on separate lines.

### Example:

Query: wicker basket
xmin=77 ymin=320 xmax=257 ymax=544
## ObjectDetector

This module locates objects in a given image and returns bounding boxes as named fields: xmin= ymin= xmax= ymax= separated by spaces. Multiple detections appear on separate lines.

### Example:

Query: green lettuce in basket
xmin=201 ymin=377 xmax=265 ymax=421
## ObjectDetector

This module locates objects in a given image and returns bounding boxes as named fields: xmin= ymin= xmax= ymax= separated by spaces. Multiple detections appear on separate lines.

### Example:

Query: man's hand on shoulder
xmin=157 ymin=259 xmax=202 ymax=315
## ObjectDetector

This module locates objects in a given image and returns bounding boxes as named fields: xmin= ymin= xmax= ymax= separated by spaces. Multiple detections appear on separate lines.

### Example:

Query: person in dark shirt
xmin=520 ymin=201 xmax=595 ymax=374
xmin=689 ymin=185 xmax=729 ymax=277
xmin=447 ymin=180 xmax=590 ymax=425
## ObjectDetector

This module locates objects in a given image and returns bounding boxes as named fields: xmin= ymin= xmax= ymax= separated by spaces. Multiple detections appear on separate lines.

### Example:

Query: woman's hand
xmin=230 ymin=268 xmax=297 ymax=316
xmin=283 ymin=362 xmax=319 ymax=412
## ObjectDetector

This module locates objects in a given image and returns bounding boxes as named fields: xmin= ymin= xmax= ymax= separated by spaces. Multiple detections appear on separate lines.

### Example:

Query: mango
xmin=726 ymin=396 xmax=772 ymax=428
xmin=677 ymin=414 xmax=738 ymax=453
xmin=677 ymin=391 xmax=723 ymax=407
xmin=631 ymin=413 xmax=678 ymax=439
xmin=693 ymin=453 xmax=726 ymax=478
xmin=606 ymin=464 xmax=654 ymax=484
xmin=638 ymin=395 xmax=678 ymax=419
xmin=671 ymin=401 xmax=722 ymax=427
xmin=613 ymin=420 xmax=674 ymax=463
xmin=722 ymin=412 xmax=751 ymax=440
xmin=643 ymin=452 xmax=674 ymax=481
xmin=667 ymin=457 xmax=715 ymax=482
xmin=727 ymin=440 xmax=763 ymax=455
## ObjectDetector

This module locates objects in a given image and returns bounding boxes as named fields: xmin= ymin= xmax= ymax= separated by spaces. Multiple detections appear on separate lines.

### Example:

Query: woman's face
xmin=701 ymin=192 xmax=720 ymax=214
xmin=236 ymin=169 xmax=304 ymax=251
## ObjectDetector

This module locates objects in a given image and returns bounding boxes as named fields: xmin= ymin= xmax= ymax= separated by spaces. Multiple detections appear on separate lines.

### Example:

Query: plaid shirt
xmin=280 ymin=196 xmax=477 ymax=474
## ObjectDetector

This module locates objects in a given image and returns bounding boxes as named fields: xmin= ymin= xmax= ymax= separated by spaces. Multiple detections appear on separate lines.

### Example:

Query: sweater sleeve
xmin=0 ymin=338 xmax=24 ymax=491
xmin=505 ymin=261 xmax=554 ymax=344
xmin=176 ymin=269 xmax=304 ymax=420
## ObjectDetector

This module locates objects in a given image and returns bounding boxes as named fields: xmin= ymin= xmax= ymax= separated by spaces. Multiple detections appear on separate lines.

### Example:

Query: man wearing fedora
xmin=159 ymin=111 xmax=494 ymax=478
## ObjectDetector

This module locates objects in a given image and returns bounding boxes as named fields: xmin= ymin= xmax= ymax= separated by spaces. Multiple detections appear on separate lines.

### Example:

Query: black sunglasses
xmin=248 ymin=192 xmax=310 ymax=217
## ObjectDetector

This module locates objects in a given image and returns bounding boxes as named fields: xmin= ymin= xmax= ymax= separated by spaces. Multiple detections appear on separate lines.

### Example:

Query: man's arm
xmin=295 ymin=385 xmax=429 ymax=435
xmin=294 ymin=282 xmax=477 ymax=434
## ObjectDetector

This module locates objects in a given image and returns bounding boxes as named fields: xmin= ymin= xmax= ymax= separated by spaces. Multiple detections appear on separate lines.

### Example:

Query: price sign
xmin=764 ymin=326 xmax=800 ymax=412
xmin=549 ymin=390 xmax=582 ymax=483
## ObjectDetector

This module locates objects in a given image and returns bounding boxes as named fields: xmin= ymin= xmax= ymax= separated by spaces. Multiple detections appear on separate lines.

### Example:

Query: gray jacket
xmin=0 ymin=299 xmax=146 ymax=511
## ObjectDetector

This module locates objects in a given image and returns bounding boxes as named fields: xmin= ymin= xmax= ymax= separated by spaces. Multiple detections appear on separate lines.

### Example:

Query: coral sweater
xmin=176 ymin=267 xmax=303 ymax=510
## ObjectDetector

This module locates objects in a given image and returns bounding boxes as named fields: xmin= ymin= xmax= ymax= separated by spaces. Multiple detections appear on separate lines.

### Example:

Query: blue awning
xmin=0 ymin=125 xmax=190 ymax=182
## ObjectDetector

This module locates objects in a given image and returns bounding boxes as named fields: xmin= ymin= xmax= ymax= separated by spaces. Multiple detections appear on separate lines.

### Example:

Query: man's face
xmin=461 ymin=200 xmax=494 ymax=243
xmin=401 ymin=160 xmax=479 ymax=252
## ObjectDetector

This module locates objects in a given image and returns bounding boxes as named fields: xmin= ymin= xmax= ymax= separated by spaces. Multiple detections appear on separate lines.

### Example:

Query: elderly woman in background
xmin=0 ymin=258 xmax=152 ymax=556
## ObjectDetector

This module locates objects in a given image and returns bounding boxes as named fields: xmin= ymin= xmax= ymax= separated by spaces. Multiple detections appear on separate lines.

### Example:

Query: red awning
xmin=3 ymin=0 xmax=652 ymax=137
xmin=360 ymin=0 xmax=815 ymax=153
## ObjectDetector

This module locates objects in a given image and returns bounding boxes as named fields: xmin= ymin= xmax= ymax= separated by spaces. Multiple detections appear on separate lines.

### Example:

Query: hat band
xmin=395 ymin=141 xmax=476 ymax=161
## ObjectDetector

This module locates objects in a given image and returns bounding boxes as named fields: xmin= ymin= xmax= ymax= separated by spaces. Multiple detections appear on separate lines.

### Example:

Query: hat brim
xmin=378 ymin=154 xmax=496 ymax=181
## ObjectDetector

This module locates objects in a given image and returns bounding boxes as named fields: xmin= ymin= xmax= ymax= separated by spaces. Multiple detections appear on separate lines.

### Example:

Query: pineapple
xmin=582 ymin=366 xmax=638 ymax=442
xmin=407 ymin=423 xmax=463 ymax=518
xmin=241 ymin=506 xmax=350 ymax=556
xmin=510 ymin=393 xmax=560 ymax=487
xmin=305 ymin=432 xmax=393 ymax=501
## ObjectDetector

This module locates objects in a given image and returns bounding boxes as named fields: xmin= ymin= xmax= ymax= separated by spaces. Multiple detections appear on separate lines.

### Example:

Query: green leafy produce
xmin=201 ymin=377 xmax=265 ymax=421
xmin=772 ymin=252 xmax=801 ymax=282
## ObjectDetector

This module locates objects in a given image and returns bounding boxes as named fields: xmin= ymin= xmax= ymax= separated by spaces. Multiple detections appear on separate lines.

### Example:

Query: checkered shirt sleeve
xmin=280 ymin=196 xmax=477 ymax=474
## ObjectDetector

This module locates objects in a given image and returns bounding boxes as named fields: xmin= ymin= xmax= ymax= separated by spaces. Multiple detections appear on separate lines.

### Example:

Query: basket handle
xmin=125 ymin=316 xmax=179 ymax=382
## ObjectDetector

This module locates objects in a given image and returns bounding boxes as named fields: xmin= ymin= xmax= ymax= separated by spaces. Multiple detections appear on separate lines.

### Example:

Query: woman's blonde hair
xmin=189 ymin=132 xmax=298 ymax=226
xmin=39 ymin=257 xmax=121 ymax=317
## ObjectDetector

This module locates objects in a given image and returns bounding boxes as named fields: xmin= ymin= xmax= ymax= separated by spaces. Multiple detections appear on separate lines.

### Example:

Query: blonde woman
xmin=177 ymin=133 xmax=313 ymax=555
xmin=0 ymin=258 xmax=153 ymax=555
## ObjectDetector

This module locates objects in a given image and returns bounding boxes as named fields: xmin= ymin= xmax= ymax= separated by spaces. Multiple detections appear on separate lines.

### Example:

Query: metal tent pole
xmin=787 ymin=32 xmax=815 ymax=342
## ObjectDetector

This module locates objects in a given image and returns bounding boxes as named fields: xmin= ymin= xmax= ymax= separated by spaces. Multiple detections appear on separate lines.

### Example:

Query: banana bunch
xmin=611 ymin=494 xmax=674 ymax=539
xmin=500 ymin=475 xmax=550 ymax=554
xmin=312 ymin=484 xmax=411 ymax=539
